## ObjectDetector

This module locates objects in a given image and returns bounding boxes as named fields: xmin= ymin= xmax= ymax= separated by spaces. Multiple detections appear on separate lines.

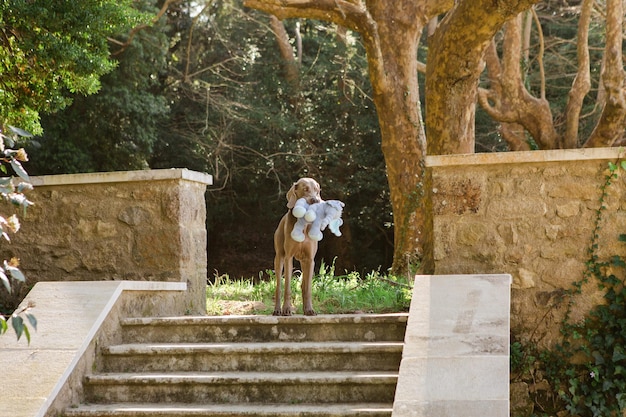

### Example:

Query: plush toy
xmin=291 ymin=197 xmax=317 ymax=222
xmin=291 ymin=199 xmax=345 ymax=242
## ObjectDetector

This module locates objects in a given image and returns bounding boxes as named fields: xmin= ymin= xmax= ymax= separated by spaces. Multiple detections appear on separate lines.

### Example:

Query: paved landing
xmin=0 ymin=280 xmax=184 ymax=417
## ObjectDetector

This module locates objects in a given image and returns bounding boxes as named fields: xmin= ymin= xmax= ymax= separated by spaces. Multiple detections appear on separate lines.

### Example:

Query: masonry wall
xmin=0 ymin=169 xmax=212 ymax=314
xmin=427 ymin=147 xmax=626 ymax=348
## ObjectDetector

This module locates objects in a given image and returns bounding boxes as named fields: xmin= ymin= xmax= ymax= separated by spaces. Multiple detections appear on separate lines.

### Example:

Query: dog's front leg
xmin=301 ymin=258 xmax=316 ymax=316
xmin=273 ymin=255 xmax=284 ymax=316
xmin=281 ymin=257 xmax=294 ymax=315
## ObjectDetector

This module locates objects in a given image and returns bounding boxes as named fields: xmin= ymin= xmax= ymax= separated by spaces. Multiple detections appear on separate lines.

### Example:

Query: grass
xmin=206 ymin=261 xmax=413 ymax=315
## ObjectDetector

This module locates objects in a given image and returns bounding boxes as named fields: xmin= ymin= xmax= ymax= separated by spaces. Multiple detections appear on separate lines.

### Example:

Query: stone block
xmin=392 ymin=274 xmax=511 ymax=417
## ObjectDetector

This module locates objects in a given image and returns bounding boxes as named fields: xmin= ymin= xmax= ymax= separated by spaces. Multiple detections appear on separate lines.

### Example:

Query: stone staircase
xmin=63 ymin=313 xmax=408 ymax=417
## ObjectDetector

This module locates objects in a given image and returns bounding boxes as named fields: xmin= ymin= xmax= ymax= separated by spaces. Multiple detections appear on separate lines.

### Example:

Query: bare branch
xmin=530 ymin=8 xmax=546 ymax=101
xmin=184 ymin=2 xmax=214 ymax=82
xmin=109 ymin=0 xmax=180 ymax=56
xmin=476 ymin=11 xmax=558 ymax=150
xmin=269 ymin=15 xmax=300 ymax=89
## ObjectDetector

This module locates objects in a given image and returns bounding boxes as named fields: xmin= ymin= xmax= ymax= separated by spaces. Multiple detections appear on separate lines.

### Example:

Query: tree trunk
xmin=477 ymin=12 xmax=559 ymax=150
xmin=583 ymin=0 xmax=626 ymax=148
xmin=426 ymin=0 xmax=541 ymax=155
xmin=364 ymin=4 xmax=434 ymax=275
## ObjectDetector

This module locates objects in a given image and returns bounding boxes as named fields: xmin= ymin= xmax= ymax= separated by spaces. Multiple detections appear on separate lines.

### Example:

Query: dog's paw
xmin=281 ymin=307 xmax=294 ymax=316
xmin=272 ymin=309 xmax=282 ymax=316
xmin=304 ymin=308 xmax=317 ymax=316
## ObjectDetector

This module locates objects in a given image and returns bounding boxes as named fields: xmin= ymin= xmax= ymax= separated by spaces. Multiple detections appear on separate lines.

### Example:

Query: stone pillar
xmin=1 ymin=169 xmax=212 ymax=314
xmin=393 ymin=274 xmax=511 ymax=417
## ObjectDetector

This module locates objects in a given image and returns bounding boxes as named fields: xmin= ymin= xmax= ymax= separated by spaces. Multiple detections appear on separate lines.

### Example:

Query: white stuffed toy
xmin=291 ymin=197 xmax=317 ymax=223
xmin=291 ymin=199 xmax=345 ymax=242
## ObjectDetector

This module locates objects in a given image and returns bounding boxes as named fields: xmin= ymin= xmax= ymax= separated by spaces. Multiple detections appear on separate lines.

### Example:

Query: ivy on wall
xmin=512 ymin=159 xmax=626 ymax=417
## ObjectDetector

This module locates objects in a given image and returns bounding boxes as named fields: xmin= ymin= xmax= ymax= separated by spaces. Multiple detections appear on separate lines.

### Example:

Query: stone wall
xmin=427 ymin=147 xmax=626 ymax=348
xmin=0 ymin=169 xmax=212 ymax=314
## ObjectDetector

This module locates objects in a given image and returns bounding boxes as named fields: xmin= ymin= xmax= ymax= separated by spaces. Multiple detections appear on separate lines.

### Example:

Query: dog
xmin=273 ymin=177 xmax=321 ymax=316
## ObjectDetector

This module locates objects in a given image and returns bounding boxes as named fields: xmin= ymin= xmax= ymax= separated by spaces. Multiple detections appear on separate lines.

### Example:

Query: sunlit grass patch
xmin=206 ymin=260 xmax=412 ymax=315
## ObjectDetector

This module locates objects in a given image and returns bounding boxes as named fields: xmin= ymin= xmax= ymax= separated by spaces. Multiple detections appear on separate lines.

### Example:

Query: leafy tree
xmin=26 ymin=0 xmax=170 ymax=175
xmin=0 ymin=0 xmax=152 ymax=134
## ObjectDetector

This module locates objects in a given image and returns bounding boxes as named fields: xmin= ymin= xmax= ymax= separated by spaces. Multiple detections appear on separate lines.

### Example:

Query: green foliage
xmin=206 ymin=260 xmax=411 ymax=316
xmin=0 ymin=126 xmax=35 ymax=343
xmin=551 ymin=162 xmax=626 ymax=417
xmin=27 ymin=0 xmax=170 ymax=175
xmin=0 ymin=0 xmax=152 ymax=134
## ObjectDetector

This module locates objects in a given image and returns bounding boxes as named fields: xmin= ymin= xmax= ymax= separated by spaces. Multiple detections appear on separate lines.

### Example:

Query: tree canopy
xmin=0 ymin=0 xmax=151 ymax=134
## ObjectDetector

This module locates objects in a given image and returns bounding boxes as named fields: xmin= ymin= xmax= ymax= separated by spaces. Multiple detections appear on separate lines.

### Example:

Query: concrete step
xmin=100 ymin=341 xmax=403 ymax=372
xmin=119 ymin=314 xmax=408 ymax=343
xmin=63 ymin=314 xmax=407 ymax=417
xmin=63 ymin=402 xmax=394 ymax=417
xmin=83 ymin=371 xmax=398 ymax=404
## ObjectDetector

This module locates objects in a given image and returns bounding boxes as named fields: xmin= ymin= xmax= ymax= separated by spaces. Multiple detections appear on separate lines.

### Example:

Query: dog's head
xmin=286 ymin=177 xmax=321 ymax=208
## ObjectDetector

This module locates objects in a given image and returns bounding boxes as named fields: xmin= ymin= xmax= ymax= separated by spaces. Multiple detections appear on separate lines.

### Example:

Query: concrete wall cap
xmin=426 ymin=147 xmax=624 ymax=167
xmin=30 ymin=168 xmax=213 ymax=187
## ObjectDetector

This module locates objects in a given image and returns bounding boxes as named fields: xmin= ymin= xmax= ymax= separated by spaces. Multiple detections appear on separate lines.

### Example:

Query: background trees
xmin=4 ymin=0 xmax=625 ymax=279
xmin=21 ymin=0 xmax=391 ymax=276
xmin=0 ymin=0 xmax=150 ymax=135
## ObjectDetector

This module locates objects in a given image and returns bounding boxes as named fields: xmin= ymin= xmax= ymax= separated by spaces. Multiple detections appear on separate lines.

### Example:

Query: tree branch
xmin=563 ymin=0 xmax=592 ymax=148
xmin=109 ymin=0 xmax=180 ymax=56
xmin=476 ymin=10 xmax=558 ymax=150
xmin=244 ymin=0 xmax=368 ymax=33
xmin=269 ymin=15 xmax=300 ymax=89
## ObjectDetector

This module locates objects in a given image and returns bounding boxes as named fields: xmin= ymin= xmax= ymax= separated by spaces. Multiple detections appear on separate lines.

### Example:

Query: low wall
xmin=427 ymin=147 xmax=626 ymax=347
xmin=0 ymin=169 xmax=212 ymax=314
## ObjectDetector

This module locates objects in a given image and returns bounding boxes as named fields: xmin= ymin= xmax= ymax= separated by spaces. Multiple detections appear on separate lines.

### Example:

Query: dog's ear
xmin=286 ymin=183 xmax=298 ymax=208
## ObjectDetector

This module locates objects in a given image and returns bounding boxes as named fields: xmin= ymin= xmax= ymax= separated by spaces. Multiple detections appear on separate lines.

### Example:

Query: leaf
xmin=22 ymin=325 xmax=31 ymax=344
xmin=0 ymin=269 xmax=10 ymax=293
xmin=8 ymin=125 xmax=33 ymax=138
xmin=621 ymin=160 xmax=626 ymax=171
xmin=3 ymin=136 xmax=13 ymax=148
xmin=0 ymin=316 xmax=6 ymax=334
xmin=10 ymin=159 xmax=29 ymax=182
xmin=26 ymin=313 xmax=37 ymax=330
xmin=17 ymin=182 xmax=33 ymax=193
xmin=11 ymin=315 xmax=24 ymax=340
xmin=613 ymin=347 xmax=626 ymax=362
xmin=6 ymin=265 xmax=25 ymax=282
xmin=592 ymin=351 xmax=605 ymax=365
xmin=611 ymin=255 xmax=626 ymax=267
